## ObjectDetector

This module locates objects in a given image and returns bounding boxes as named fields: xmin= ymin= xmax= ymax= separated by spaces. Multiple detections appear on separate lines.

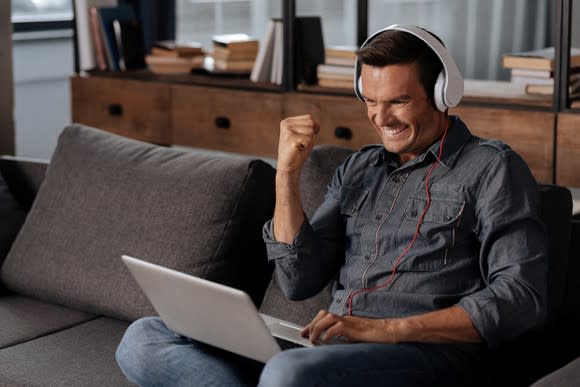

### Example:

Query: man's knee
xmin=259 ymin=349 xmax=320 ymax=387
xmin=116 ymin=317 xmax=167 ymax=381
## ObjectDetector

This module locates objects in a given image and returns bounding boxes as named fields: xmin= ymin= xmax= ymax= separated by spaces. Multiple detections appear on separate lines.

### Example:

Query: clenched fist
xmin=277 ymin=114 xmax=320 ymax=173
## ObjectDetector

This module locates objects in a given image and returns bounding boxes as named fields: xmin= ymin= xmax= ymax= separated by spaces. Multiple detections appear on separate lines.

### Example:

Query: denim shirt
xmin=263 ymin=116 xmax=548 ymax=348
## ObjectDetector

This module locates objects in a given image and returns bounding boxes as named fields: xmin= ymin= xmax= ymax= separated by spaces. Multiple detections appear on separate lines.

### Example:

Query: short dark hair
xmin=356 ymin=28 xmax=444 ymax=108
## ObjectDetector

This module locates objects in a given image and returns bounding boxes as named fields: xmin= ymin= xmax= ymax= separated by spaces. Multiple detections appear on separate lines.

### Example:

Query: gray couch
xmin=0 ymin=124 xmax=578 ymax=386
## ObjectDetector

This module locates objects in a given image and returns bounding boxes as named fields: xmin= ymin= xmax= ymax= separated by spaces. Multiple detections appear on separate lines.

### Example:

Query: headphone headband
xmin=354 ymin=24 xmax=464 ymax=111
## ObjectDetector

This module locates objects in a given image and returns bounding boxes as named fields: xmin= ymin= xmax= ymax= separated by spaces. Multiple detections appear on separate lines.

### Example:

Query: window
xmin=12 ymin=0 xmax=73 ymax=31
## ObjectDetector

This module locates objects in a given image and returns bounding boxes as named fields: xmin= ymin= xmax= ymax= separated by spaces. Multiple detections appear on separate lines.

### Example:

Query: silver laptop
xmin=121 ymin=255 xmax=314 ymax=363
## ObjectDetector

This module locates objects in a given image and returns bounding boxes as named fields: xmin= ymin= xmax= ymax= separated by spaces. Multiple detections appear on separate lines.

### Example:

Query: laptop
xmin=121 ymin=255 xmax=315 ymax=363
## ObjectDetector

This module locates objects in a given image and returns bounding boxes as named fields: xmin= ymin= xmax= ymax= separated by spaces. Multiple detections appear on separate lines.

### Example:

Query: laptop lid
xmin=121 ymin=254 xmax=287 ymax=363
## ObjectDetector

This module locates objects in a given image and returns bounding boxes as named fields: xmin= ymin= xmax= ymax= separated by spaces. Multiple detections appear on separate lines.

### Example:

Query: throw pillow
xmin=0 ymin=174 xmax=26 ymax=264
xmin=1 ymin=125 xmax=275 ymax=321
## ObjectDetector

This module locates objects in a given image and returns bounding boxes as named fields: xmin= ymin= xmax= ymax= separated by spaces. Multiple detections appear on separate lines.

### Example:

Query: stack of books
xmin=503 ymin=47 xmax=580 ymax=97
xmin=145 ymin=41 xmax=205 ymax=74
xmin=210 ymin=34 xmax=259 ymax=73
xmin=250 ymin=18 xmax=284 ymax=85
xmin=316 ymin=46 xmax=357 ymax=89
xmin=83 ymin=3 xmax=148 ymax=72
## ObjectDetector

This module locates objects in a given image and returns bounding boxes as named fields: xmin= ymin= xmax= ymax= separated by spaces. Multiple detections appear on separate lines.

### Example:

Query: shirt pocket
xmin=400 ymin=194 xmax=466 ymax=272
xmin=340 ymin=186 xmax=369 ymax=237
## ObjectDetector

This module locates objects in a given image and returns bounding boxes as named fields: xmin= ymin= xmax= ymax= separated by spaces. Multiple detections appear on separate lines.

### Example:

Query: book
xmin=318 ymin=78 xmax=353 ymax=89
xmin=325 ymin=45 xmax=357 ymax=59
xmin=211 ymin=46 xmax=257 ymax=61
xmin=293 ymin=16 xmax=325 ymax=85
xmin=145 ymin=55 xmax=204 ymax=74
xmin=152 ymin=41 xmax=204 ymax=57
xmin=113 ymin=19 xmax=147 ymax=70
xmin=502 ymin=47 xmax=580 ymax=71
xmin=213 ymin=58 xmax=255 ymax=72
xmin=73 ymin=0 xmax=117 ymax=72
xmin=270 ymin=19 xmax=284 ymax=85
xmin=212 ymin=34 xmax=259 ymax=52
xmin=525 ymin=80 xmax=580 ymax=96
xmin=88 ymin=6 xmax=108 ymax=70
xmin=96 ymin=4 xmax=137 ymax=71
xmin=317 ymin=64 xmax=355 ymax=77
xmin=250 ymin=19 xmax=280 ymax=84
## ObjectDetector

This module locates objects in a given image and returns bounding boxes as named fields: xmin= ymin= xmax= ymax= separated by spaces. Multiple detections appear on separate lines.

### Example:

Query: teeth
xmin=382 ymin=126 xmax=406 ymax=136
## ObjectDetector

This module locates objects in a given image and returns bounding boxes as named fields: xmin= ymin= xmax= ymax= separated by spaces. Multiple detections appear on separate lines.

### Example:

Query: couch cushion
xmin=0 ymin=317 xmax=132 ymax=387
xmin=0 ymin=294 xmax=95 ymax=348
xmin=0 ymin=174 xmax=26 ymax=264
xmin=259 ymin=144 xmax=354 ymax=325
xmin=1 ymin=125 xmax=275 ymax=321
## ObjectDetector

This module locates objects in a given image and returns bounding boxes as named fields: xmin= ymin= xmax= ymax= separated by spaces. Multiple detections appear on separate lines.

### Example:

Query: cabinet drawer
xmin=284 ymin=94 xmax=376 ymax=150
xmin=450 ymin=106 xmax=554 ymax=184
xmin=171 ymin=86 xmax=282 ymax=157
xmin=556 ymin=113 xmax=580 ymax=187
xmin=71 ymin=76 xmax=171 ymax=144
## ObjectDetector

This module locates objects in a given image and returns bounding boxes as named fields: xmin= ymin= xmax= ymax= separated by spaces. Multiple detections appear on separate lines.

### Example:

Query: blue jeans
xmin=116 ymin=317 xmax=489 ymax=387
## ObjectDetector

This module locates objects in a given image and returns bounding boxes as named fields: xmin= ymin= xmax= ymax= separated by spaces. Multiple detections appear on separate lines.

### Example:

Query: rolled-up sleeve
xmin=262 ymin=162 xmax=350 ymax=301
xmin=458 ymin=150 xmax=548 ymax=348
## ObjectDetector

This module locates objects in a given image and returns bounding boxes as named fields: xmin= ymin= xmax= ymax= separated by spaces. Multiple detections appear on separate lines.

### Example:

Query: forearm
xmin=273 ymin=170 xmax=305 ymax=244
xmin=389 ymin=305 xmax=481 ymax=344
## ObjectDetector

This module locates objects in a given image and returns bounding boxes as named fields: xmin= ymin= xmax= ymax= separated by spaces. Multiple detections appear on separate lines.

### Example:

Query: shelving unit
xmin=70 ymin=0 xmax=579 ymax=186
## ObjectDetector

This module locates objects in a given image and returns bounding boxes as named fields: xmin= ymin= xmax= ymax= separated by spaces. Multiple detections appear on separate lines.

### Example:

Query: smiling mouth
xmin=382 ymin=125 xmax=408 ymax=137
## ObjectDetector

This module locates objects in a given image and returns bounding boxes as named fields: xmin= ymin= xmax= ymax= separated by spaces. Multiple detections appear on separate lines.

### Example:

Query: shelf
xmin=85 ymin=69 xmax=283 ymax=92
xmin=462 ymin=80 xmax=553 ymax=108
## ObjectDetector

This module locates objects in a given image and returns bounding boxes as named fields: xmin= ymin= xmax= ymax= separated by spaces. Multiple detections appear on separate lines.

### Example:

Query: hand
xmin=300 ymin=310 xmax=396 ymax=344
xmin=277 ymin=115 xmax=320 ymax=173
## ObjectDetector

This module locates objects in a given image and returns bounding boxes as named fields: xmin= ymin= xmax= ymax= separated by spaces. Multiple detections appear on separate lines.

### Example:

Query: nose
xmin=373 ymin=103 xmax=393 ymax=128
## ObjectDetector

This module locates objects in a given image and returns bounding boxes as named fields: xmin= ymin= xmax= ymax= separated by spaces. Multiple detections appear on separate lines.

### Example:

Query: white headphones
xmin=354 ymin=24 xmax=464 ymax=112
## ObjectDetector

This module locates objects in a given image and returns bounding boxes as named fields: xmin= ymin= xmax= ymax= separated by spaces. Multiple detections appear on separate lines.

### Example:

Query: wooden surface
xmin=556 ymin=113 xmax=580 ymax=187
xmin=171 ymin=85 xmax=282 ymax=157
xmin=284 ymin=93 xmax=377 ymax=150
xmin=71 ymin=75 xmax=567 ymax=185
xmin=450 ymin=106 xmax=555 ymax=184
xmin=71 ymin=76 xmax=171 ymax=144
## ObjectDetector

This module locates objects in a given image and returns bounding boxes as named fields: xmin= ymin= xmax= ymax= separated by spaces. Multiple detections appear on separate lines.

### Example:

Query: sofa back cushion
xmin=259 ymin=144 xmax=354 ymax=325
xmin=1 ymin=125 xmax=275 ymax=321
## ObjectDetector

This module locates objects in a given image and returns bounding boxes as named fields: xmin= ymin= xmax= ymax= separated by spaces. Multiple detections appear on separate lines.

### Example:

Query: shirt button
xmin=410 ymin=210 xmax=418 ymax=217
xmin=364 ymin=255 xmax=370 ymax=260
xmin=392 ymin=175 xmax=400 ymax=183
xmin=336 ymin=298 xmax=342 ymax=303
xmin=375 ymin=214 xmax=382 ymax=220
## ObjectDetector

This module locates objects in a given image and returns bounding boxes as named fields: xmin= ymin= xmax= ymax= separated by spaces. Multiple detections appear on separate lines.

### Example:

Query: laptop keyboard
xmin=274 ymin=336 xmax=305 ymax=350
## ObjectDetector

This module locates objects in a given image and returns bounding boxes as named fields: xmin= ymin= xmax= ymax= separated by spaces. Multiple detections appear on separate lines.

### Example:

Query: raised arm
xmin=273 ymin=114 xmax=320 ymax=243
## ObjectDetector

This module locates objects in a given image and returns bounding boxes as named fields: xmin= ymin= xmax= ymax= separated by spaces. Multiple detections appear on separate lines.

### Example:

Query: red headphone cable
xmin=347 ymin=120 xmax=450 ymax=316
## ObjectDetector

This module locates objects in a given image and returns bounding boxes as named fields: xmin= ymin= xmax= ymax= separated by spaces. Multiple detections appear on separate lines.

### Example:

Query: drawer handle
xmin=334 ymin=126 xmax=353 ymax=140
xmin=107 ymin=104 xmax=123 ymax=116
xmin=215 ymin=116 xmax=231 ymax=129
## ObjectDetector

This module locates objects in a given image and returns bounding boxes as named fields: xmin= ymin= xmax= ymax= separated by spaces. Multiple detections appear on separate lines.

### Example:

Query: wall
xmin=0 ymin=0 xmax=15 ymax=155
xmin=12 ymin=31 xmax=73 ymax=160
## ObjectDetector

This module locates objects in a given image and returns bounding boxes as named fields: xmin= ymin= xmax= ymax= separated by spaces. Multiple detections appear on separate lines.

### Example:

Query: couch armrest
xmin=0 ymin=156 xmax=48 ymax=211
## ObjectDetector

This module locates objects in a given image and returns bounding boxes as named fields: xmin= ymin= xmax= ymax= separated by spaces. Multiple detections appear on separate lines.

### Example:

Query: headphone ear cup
xmin=357 ymin=76 xmax=363 ymax=97
xmin=433 ymin=71 xmax=446 ymax=112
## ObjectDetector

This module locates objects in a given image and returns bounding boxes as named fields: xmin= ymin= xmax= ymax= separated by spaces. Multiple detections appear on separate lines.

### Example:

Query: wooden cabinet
xmin=450 ymin=106 xmax=555 ymax=184
xmin=71 ymin=75 xmax=576 ymax=186
xmin=284 ymin=93 xmax=377 ymax=149
xmin=71 ymin=76 xmax=171 ymax=144
xmin=171 ymin=85 xmax=282 ymax=157
xmin=556 ymin=113 xmax=580 ymax=187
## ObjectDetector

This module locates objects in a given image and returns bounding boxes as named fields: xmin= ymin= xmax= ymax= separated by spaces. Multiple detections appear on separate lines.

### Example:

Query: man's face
xmin=360 ymin=62 xmax=447 ymax=164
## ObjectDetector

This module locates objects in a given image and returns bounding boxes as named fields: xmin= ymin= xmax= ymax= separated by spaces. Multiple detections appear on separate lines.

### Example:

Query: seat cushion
xmin=1 ymin=125 xmax=275 ymax=321
xmin=0 ymin=294 xmax=95 ymax=349
xmin=0 ymin=317 xmax=133 ymax=387
xmin=259 ymin=145 xmax=354 ymax=325
xmin=0 ymin=174 xmax=26 ymax=264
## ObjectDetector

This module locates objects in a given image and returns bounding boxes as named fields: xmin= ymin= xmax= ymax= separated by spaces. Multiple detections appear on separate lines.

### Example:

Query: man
xmin=116 ymin=26 xmax=548 ymax=387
